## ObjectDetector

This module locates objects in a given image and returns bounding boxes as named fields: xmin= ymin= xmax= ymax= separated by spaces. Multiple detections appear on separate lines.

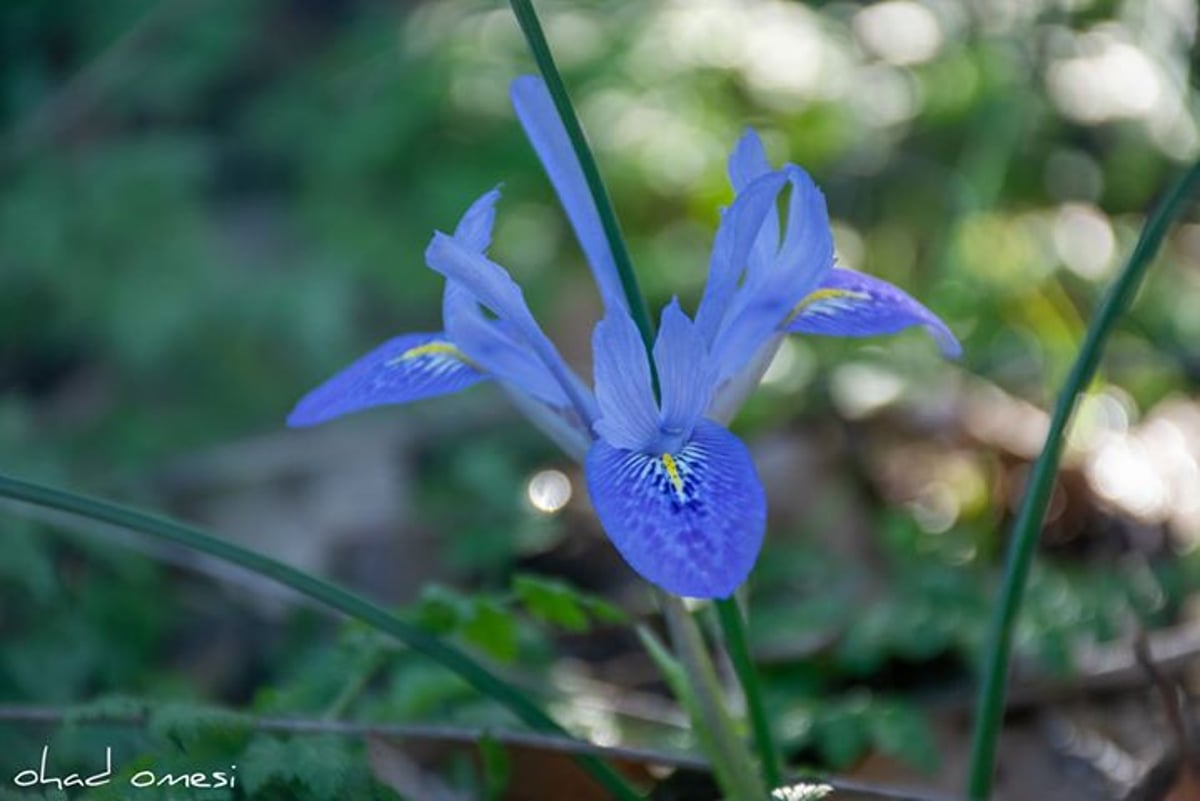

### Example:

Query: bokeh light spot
xmin=527 ymin=469 xmax=573 ymax=514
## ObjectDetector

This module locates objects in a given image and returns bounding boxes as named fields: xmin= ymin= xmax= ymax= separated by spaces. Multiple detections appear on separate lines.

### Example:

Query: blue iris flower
xmin=288 ymin=76 xmax=959 ymax=599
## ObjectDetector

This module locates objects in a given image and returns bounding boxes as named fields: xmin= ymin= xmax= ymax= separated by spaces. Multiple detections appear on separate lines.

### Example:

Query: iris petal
xmin=777 ymin=165 xmax=834 ymax=282
xmin=585 ymin=420 xmax=766 ymax=598
xmin=442 ymin=282 xmax=570 ymax=408
xmin=426 ymin=231 xmax=597 ymax=425
xmin=711 ymin=166 xmax=833 ymax=384
xmin=788 ymin=268 xmax=961 ymax=358
xmin=452 ymin=187 xmax=501 ymax=253
xmin=727 ymin=128 xmax=773 ymax=192
xmin=443 ymin=280 xmax=594 ymax=455
xmin=510 ymin=76 xmax=624 ymax=311
xmin=727 ymin=129 xmax=779 ymax=276
xmin=654 ymin=299 xmax=714 ymax=441
xmin=593 ymin=304 xmax=659 ymax=450
xmin=695 ymin=171 xmax=787 ymax=344
xmin=287 ymin=333 xmax=486 ymax=427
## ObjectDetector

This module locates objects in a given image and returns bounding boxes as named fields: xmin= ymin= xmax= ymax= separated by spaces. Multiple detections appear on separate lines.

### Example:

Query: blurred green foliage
xmin=3 ymin=0 xmax=1200 ymax=797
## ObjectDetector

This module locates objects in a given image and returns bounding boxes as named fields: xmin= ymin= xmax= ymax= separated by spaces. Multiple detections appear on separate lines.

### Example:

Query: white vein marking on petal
xmin=386 ymin=340 xmax=475 ymax=371
xmin=786 ymin=288 xmax=871 ymax=325
xmin=374 ymin=340 xmax=480 ymax=390
xmin=619 ymin=438 xmax=716 ymax=513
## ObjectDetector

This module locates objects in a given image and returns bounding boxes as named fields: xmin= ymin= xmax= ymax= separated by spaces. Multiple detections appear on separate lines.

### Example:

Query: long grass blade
xmin=965 ymin=161 xmax=1200 ymax=799
xmin=0 ymin=472 xmax=644 ymax=801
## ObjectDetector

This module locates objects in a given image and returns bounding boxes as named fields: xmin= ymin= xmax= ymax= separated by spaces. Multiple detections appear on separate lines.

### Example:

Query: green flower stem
xmin=660 ymin=593 xmax=766 ymax=801
xmin=0 ymin=472 xmax=643 ymax=801
xmin=716 ymin=596 xmax=782 ymax=790
xmin=965 ymin=160 xmax=1200 ymax=800
xmin=506 ymin=0 xmax=657 ymax=357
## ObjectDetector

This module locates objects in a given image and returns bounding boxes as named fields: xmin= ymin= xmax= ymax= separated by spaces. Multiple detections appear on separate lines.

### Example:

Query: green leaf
xmin=147 ymin=701 xmax=250 ymax=749
xmin=636 ymin=625 xmax=689 ymax=704
xmin=812 ymin=703 xmax=870 ymax=770
xmin=867 ymin=702 xmax=940 ymax=775
xmin=0 ymin=521 xmax=57 ymax=601
xmin=513 ymin=574 xmax=590 ymax=632
xmin=968 ymin=162 xmax=1200 ymax=800
xmin=65 ymin=694 xmax=149 ymax=724
xmin=385 ymin=661 xmax=475 ymax=719
xmin=414 ymin=584 xmax=469 ymax=635
xmin=462 ymin=599 xmax=519 ymax=663
xmin=582 ymin=596 xmax=629 ymax=625
xmin=240 ymin=735 xmax=352 ymax=798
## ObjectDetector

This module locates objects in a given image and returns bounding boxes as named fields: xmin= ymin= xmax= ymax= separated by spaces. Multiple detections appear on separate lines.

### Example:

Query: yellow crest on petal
xmin=661 ymin=452 xmax=685 ymax=499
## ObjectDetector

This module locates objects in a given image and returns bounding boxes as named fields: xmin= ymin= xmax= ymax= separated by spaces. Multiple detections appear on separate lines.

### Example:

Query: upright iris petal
xmin=425 ymin=233 xmax=597 ymax=426
xmin=654 ymin=300 xmax=715 ymax=444
xmin=708 ymin=165 xmax=835 ymax=384
xmin=511 ymin=76 xmax=625 ymax=313
xmin=694 ymin=170 xmax=788 ymax=345
xmin=592 ymin=301 xmax=659 ymax=450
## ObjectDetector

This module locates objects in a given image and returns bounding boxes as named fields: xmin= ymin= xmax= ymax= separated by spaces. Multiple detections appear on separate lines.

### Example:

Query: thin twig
xmin=0 ymin=703 xmax=954 ymax=801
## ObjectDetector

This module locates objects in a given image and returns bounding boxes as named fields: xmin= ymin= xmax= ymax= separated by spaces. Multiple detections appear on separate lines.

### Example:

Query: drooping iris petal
xmin=592 ymin=303 xmax=658 ymax=451
xmin=510 ymin=75 xmax=625 ymax=312
xmin=287 ymin=333 xmax=486 ymax=427
xmin=788 ymin=267 xmax=962 ymax=358
xmin=654 ymin=299 xmax=714 ymax=442
xmin=425 ymin=231 xmax=597 ymax=425
xmin=695 ymin=171 xmax=787 ymax=344
xmin=585 ymin=420 xmax=766 ymax=599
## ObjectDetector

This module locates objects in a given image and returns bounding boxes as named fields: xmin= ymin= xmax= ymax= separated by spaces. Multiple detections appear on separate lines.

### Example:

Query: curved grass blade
xmin=0 ymin=472 xmax=644 ymax=801
xmin=965 ymin=161 xmax=1200 ymax=800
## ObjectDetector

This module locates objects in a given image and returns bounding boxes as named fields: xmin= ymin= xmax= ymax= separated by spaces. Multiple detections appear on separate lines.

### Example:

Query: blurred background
xmin=3 ymin=0 xmax=1200 ymax=798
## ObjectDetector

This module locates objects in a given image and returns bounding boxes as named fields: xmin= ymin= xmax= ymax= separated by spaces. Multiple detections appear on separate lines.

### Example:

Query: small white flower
xmin=771 ymin=783 xmax=835 ymax=801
